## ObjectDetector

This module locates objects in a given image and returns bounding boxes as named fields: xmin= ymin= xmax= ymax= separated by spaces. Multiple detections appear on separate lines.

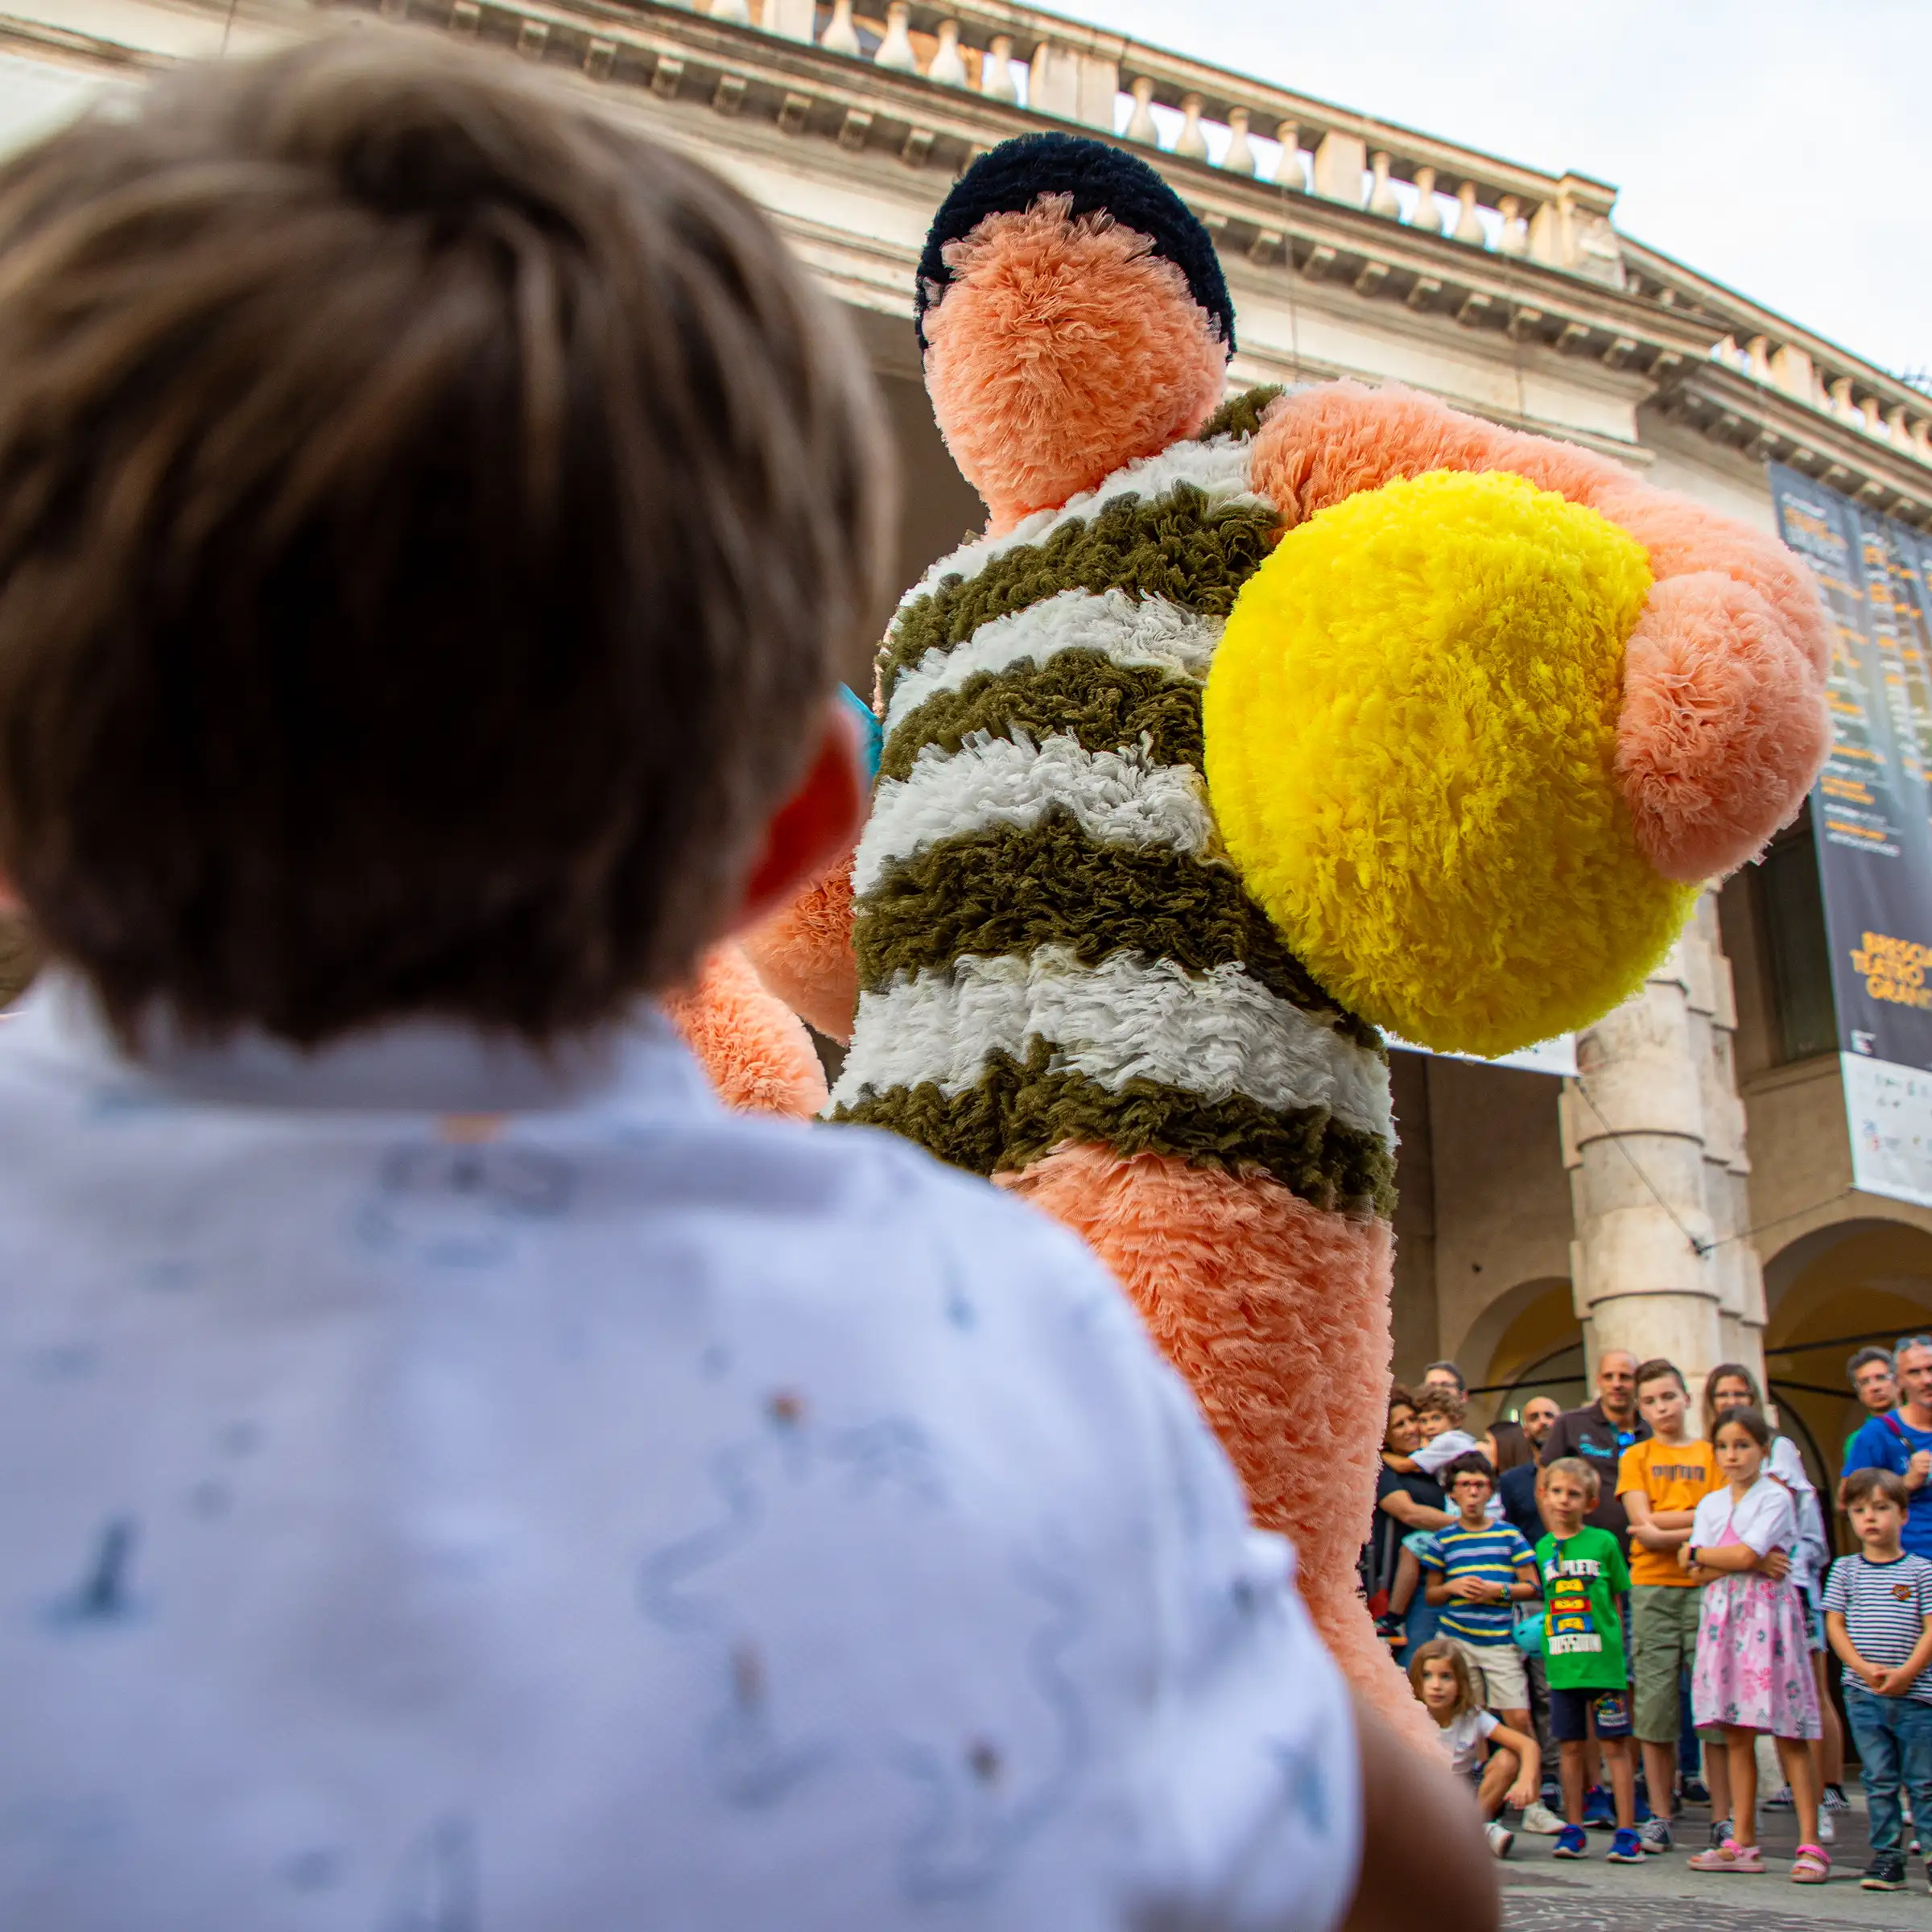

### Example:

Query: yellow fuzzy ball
xmin=1203 ymin=469 xmax=1695 ymax=1057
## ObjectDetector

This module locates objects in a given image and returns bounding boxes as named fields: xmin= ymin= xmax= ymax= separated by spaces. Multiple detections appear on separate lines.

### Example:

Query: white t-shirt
xmin=1412 ymin=1429 xmax=1504 ymax=1521
xmin=1435 ymin=1707 xmax=1500 ymax=1777
xmin=1691 ymin=1473 xmax=1798 ymax=1556
xmin=1413 ymin=1427 xmax=1480 ymax=1475
xmin=0 ymin=976 xmax=1359 ymax=1932
xmin=1768 ymin=1435 xmax=1831 ymax=1597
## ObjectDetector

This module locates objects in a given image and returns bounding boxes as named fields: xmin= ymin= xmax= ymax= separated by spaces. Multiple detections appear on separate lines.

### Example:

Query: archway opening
xmin=1468 ymin=1278 xmax=1584 ymax=1431
xmin=1762 ymin=1218 xmax=1932 ymax=1497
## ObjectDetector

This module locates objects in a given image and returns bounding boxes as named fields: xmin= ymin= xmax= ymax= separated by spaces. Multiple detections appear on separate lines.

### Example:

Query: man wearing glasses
xmin=1845 ymin=1338 xmax=1932 ymax=1563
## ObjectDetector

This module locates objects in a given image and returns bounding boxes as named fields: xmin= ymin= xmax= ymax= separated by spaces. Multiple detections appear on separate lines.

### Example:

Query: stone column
xmin=1559 ymin=894 xmax=1765 ymax=1391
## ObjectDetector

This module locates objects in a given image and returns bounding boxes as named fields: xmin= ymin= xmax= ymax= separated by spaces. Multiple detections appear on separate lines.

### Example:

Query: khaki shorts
xmin=1451 ymin=1636 xmax=1530 ymax=1712
xmin=1629 ymin=1582 xmax=1714 ymax=1744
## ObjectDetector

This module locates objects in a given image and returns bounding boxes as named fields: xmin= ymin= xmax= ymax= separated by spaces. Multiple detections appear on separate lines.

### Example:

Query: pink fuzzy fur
xmin=741 ymin=860 xmax=858 ymax=1045
xmin=1617 ymin=572 xmax=1832 ymax=880
xmin=1000 ymin=1141 xmax=1436 ymax=1752
xmin=1589 ymin=477 xmax=1831 ymax=679
xmin=1249 ymin=379 xmax=1831 ymax=881
xmin=662 ymin=941 xmax=828 ymax=1119
xmin=923 ymin=198 xmax=1227 ymax=535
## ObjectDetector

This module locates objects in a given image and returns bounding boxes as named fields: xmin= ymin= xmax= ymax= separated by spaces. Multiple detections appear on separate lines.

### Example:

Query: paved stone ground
xmin=1498 ymin=1797 xmax=1932 ymax=1931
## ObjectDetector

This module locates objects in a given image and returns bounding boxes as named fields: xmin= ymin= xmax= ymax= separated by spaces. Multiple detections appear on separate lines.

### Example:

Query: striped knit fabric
xmin=830 ymin=388 xmax=1396 ymax=1224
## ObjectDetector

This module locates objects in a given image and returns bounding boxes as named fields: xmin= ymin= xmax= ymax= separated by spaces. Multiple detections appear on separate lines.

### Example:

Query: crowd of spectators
xmin=1379 ymin=1340 xmax=1932 ymax=1890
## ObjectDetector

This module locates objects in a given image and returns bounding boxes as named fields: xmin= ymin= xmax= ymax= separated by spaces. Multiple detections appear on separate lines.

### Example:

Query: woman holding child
xmin=1370 ymin=1385 xmax=1454 ymax=1649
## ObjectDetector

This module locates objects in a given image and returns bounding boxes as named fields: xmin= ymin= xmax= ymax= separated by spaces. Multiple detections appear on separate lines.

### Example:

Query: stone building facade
xmin=6 ymin=0 xmax=1931 ymax=1484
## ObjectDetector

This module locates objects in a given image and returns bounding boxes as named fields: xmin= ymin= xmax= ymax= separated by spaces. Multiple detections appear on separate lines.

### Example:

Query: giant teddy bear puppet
xmin=668 ymin=133 xmax=1833 ymax=1747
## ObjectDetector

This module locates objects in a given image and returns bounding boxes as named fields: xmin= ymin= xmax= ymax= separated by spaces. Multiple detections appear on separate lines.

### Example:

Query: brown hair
xmin=0 ymin=33 xmax=894 ymax=1045
xmin=1414 ymin=1386 xmax=1467 ymax=1430
xmin=1407 ymin=1637 xmax=1480 ymax=1719
xmin=1634 ymin=1357 xmax=1686 ymax=1397
xmin=1486 ymin=1418 xmax=1533 ymax=1475
xmin=1702 ymin=1362 xmax=1761 ymax=1442
xmin=1537 ymin=1455 xmax=1600 ymax=1503
xmin=1442 ymin=1452 xmax=1496 ymax=1491
xmin=1840 ymin=1466 xmax=1911 ymax=1512
xmin=1711 ymin=1406 xmax=1772 ymax=1454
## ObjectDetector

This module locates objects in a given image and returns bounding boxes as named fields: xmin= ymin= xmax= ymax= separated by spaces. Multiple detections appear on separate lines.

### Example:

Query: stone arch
xmin=1759 ymin=1214 xmax=1932 ymax=1488
xmin=1452 ymin=1274 xmax=1583 ymax=1430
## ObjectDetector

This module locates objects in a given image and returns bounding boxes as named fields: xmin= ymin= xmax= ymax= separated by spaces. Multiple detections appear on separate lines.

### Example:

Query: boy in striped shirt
xmin=1826 ymin=1468 xmax=1932 ymax=1892
xmin=1422 ymin=1455 xmax=1540 ymax=1740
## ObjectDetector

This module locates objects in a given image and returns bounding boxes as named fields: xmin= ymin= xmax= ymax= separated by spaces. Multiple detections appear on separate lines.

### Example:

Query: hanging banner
xmin=1769 ymin=462 xmax=1932 ymax=1208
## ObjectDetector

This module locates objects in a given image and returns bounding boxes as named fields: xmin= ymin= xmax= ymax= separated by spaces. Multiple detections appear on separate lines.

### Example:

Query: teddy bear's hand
xmin=1209 ymin=382 xmax=1831 ymax=1059
xmin=740 ymin=858 xmax=858 ymax=1045
xmin=1617 ymin=571 xmax=1831 ymax=881
xmin=663 ymin=942 xmax=830 ymax=1118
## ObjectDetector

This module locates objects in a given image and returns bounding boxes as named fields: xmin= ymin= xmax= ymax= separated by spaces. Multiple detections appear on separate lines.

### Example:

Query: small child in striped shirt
xmin=1419 ymin=1455 xmax=1539 ymax=1739
xmin=1825 ymin=1468 xmax=1932 ymax=1892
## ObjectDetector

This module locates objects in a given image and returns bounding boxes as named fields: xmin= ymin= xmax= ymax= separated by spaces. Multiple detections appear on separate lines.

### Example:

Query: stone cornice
xmin=1621 ymin=238 xmax=1931 ymax=433
xmin=0 ymin=14 xmax=164 ymax=72
xmin=322 ymin=3 xmax=1732 ymax=388
xmin=43 ymin=0 xmax=1930 ymax=518
xmin=1653 ymin=361 xmax=1932 ymax=528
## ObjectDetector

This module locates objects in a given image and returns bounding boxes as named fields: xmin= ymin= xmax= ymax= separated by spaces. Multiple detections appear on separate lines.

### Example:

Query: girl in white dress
xmin=1683 ymin=1407 xmax=1825 ymax=1882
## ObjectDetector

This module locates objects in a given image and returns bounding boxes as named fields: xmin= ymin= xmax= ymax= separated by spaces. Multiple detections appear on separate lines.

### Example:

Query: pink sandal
xmin=1790 ymin=1844 xmax=1831 ymax=1884
xmin=1688 ymin=1840 xmax=1765 ymax=1872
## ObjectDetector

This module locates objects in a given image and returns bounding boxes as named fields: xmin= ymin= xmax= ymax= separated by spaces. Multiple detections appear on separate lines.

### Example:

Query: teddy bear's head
xmin=914 ymin=134 xmax=1232 ymax=533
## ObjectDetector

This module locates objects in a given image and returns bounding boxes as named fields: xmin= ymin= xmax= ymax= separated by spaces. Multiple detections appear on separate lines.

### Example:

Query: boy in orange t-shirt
xmin=1618 ymin=1359 xmax=1724 ymax=1847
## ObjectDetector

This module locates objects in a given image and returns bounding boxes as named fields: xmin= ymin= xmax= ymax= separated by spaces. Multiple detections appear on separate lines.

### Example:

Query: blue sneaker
xmin=1554 ymin=1824 xmax=1590 ymax=1860
xmin=1582 ymin=1785 xmax=1616 ymax=1829
xmin=1607 ymin=1827 xmax=1645 ymax=1864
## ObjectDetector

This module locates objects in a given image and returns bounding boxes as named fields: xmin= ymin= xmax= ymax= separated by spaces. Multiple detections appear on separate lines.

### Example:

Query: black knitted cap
xmin=914 ymin=132 xmax=1235 ymax=359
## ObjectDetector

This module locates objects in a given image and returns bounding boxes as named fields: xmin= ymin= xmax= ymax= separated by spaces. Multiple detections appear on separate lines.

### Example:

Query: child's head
xmin=1536 ymin=1455 xmax=1597 ymax=1528
xmin=1634 ymin=1357 xmax=1687 ymax=1434
xmin=1443 ymin=1452 xmax=1496 ymax=1517
xmin=1414 ymin=1386 xmax=1467 ymax=1437
xmin=1407 ymin=1637 xmax=1479 ymax=1720
xmin=1841 ymin=1466 xmax=1910 ymax=1547
xmin=1712 ymin=1405 xmax=1771 ymax=1481
xmin=0 ymin=35 xmax=893 ymax=1047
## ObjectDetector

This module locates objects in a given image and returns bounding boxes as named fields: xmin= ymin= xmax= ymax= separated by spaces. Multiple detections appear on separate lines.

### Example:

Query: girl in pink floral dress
xmin=1686 ymin=1407 xmax=1826 ymax=1881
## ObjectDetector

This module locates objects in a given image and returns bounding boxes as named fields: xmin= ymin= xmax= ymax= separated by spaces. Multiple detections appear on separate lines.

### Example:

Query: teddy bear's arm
xmin=662 ymin=941 xmax=830 ymax=1118
xmin=738 ymin=856 xmax=859 ymax=1046
xmin=1248 ymin=380 xmax=1831 ymax=881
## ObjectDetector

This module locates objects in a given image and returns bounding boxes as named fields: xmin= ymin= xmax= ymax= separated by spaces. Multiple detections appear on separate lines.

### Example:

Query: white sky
xmin=1047 ymin=0 xmax=1930 ymax=386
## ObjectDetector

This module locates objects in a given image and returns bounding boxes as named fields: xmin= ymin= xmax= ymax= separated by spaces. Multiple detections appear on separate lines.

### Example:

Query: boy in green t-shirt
xmin=1536 ymin=1456 xmax=1642 ymax=1864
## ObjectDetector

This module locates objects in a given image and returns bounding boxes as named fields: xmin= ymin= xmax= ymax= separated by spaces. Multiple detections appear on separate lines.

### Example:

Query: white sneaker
xmin=1520 ymin=1802 xmax=1566 ymax=1835
xmin=1819 ymin=1811 xmax=1835 ymax=1844
xmin=1486 ymin=1821 xmax=1515 ymax=1859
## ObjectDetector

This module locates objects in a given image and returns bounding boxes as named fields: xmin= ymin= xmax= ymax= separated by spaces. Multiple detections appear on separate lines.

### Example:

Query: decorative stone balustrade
xmin=755 ymin=0 xmax=1932 ymax=477
xmin=345 ymin=0 xmax=1932 ymax=495
xmin=1704 ymin=332 xmax=1932 ymax=469
xmin=708 ymin=0 xmax=1631 ymax=289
